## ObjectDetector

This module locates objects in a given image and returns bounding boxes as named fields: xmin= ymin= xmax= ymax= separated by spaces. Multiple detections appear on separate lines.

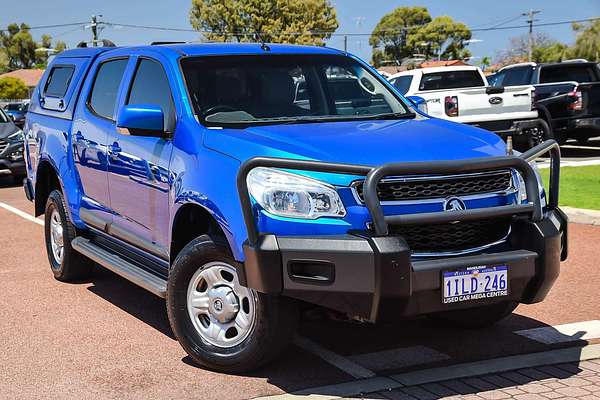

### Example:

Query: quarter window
xmin=127 ymin=59 xmax=175 ymax=131
xmin=44 ymin=65 xmax=75 ymax=97
xmin=88 ymin=59 xmax=128 ymax=120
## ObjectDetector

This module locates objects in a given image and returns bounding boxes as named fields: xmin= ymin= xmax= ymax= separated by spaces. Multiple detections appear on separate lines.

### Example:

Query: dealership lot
xmin=1 ymin=155 xmax=599 ymax=399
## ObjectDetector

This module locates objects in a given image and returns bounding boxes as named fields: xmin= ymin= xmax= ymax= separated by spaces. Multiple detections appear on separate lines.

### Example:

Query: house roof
xmin=0 ymin=69 xmax=45 ymax=87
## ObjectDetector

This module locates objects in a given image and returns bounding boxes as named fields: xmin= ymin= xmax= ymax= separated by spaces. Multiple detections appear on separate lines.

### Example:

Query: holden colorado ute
xmin=23 ymin=43 xmax=567 ymax=373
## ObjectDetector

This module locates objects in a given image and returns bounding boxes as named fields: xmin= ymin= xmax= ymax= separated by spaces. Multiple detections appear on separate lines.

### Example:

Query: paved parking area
xmin=0 ymin=164 xmax=599 ymax=399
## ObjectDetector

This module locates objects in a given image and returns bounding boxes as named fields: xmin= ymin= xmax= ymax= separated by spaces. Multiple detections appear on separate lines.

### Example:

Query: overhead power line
xmin=105 ymin=16 xmax=600 ymax=37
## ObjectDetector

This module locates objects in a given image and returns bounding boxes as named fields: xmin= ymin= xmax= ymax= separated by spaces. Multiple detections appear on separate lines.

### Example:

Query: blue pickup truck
xmin=23 ymin=43 xmax=567 ymax=373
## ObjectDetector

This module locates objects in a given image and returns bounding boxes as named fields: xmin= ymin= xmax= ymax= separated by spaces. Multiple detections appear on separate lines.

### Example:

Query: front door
xmin=107 ymin=57 xmax=175 ymax=260
xmin=72 ymin=57 xmax=129 ymax=230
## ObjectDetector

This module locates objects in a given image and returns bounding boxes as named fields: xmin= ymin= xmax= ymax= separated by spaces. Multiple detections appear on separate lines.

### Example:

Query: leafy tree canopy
xmin=0 ymin=23 xmax=67 ymax=71
xmin=369 ymin=7 xmax=472 ymax=67
xmin=0 ymin=76 xmax=28 ymax=99
xmin=189 ymin=0 xmax=338 ymax=45
xmin=571 ymin=20 xmax=600 ymax=61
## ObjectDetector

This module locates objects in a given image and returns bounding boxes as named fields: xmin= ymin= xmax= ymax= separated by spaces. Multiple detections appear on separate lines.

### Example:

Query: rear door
xmin=71 ymin=56 xmax=129 ymax=230
xmin=106 ymin=55 xmax=175 ymax=260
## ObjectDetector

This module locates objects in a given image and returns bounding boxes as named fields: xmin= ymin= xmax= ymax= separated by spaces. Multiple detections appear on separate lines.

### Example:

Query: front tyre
xmin=44 ymin=190 xmax=93 ymax=281
xmin=167 ymin=235 xmax=298 ymax=373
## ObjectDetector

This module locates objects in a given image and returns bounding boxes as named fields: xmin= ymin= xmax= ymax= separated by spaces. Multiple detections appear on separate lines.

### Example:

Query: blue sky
xmin=1 ymin=0 xmax=598 ymax=64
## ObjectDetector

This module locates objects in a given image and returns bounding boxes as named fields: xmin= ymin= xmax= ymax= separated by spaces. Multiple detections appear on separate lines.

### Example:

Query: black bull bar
xmin=237 ymin=140 xmax=561 ymax=245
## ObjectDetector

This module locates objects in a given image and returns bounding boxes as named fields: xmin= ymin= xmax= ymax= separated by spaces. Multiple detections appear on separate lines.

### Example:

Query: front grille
xmin=353 ymin=171 xmax=513 ymax=203
xmin=391 ymin=218 xmax=511 ymax=254
xmin=0 ymin=140 xmax=7 ymax=154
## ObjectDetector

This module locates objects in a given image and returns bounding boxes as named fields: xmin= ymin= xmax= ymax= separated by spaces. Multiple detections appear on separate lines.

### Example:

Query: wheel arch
xmin=170 ymin=202 xmax=232 ymax=265
xmin=34 ymin=160 xmax=63 ymax=217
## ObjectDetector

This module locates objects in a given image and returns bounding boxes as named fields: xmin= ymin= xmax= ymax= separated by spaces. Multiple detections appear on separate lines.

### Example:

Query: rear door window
xmin=44 ymin=65 xmax=75 ymax=97
xmin=420 ymin=70 xmax=485 ymax=91
xmin=88 ymin=59 xmax=128 ymax=120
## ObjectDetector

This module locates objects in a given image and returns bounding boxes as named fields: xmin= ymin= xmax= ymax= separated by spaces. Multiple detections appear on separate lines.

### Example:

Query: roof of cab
xmin=56 ymin=43 xmax=344 ymax=60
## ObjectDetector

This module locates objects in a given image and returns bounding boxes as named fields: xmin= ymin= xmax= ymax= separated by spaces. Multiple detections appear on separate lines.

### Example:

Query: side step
xmin=71 ymin=237 xmax=167 ymax=298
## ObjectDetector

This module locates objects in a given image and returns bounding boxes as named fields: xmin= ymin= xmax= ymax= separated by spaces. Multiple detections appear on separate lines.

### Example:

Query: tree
xmin=0 ymin=48 xmax=8 ymax=74
xmin=369 ymin=7 xmax=472 ymax=67
xmin=480 ymin=56 xmax=491 ymax=72
xmin=369 ymin=7 xmax=432 ymax=66
xmin=0 ymin=23 xmax=69 ymax=71
xmin=497 ymin=32 xmax=568 ymax=64
xmin=570 ymin=20 xmax=600 ymax=61
xmin=0 ymin=23 xmax=37 ymax=70
xmin=409 ymin=16 xmax=471 ymax=60
xmin=189 ymin=0 xmax=338 ymax=45
xmin=0 ymin=77 xmax=28 ymax=99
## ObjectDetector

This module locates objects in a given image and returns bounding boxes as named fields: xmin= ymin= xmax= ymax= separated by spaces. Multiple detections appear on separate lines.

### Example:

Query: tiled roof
xmin=0 ymin=69 xmax=45 ymax=87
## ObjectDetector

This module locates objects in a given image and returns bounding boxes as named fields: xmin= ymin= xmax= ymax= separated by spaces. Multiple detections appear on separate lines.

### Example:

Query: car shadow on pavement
xmin=82 ymin=266 xmax=591 ymax=395
xmin=86 ymin=266 xmax=175 ymax=340
xmin=0 ymin=176 xmax=20 ymax=188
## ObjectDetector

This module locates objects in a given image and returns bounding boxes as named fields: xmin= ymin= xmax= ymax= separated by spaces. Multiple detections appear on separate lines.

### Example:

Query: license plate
xmin=442 ymin=265 xmax=508 ymax=304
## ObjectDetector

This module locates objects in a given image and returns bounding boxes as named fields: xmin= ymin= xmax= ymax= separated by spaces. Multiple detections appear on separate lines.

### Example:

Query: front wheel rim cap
xmin=186 ymin=261 xmax=257 ymax=348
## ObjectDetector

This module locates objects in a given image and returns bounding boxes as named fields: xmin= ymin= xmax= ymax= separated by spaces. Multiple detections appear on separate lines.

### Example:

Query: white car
xmin=389 ymin=66 xmax=546 ymax=149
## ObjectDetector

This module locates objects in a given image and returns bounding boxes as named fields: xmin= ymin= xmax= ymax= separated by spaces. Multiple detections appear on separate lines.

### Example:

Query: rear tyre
xmin=167 ymin=235 xmax=298 ymax=373
xmin=427 ymin=301 xmax=518 ymax=329
xmin=44 ymin=190 xmax=93 ymax=281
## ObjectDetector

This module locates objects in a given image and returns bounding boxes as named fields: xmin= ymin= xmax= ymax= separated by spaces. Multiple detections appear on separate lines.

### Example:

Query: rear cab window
xmin=419 ymin=70 xmax=485 ymax=91
xmin=40 ymin=64 xmax=76 ymax=111
xmin=540 ymin=64 xmax=600 ymax=83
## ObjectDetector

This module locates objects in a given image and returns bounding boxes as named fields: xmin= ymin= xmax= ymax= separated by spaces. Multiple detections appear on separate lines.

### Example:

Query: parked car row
xmin=387 ymin=60 xmax=600 ymax=149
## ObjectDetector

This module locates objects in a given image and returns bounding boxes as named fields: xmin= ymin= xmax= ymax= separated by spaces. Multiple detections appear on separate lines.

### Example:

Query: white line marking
xmin=0 ymin=201 xmax=44 ymax=226
xmin=255 ymin=343 xmax=600 ymax=399
xmin=514 ymin=320 xmax=600 ymax=344
xmin=538 ymin=159 xmax=600 ymax=169
xmin=293 ymin=335 xmax=376 ymax=379
xmin=348 ymin=346 xmax=450 ymax=372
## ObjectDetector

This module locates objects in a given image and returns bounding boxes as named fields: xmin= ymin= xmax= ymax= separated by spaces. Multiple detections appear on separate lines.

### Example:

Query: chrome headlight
xmin=516 ymin=161 xmax=545 ymax=204
xmin=247 ymin=167 xmax=346 ymax=219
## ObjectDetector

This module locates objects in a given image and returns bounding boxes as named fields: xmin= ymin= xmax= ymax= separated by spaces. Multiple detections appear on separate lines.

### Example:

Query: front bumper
xmin=237 ymin=141 xmax=566 ymax=322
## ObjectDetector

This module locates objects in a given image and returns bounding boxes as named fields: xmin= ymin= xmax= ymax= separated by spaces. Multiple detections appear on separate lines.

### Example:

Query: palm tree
xmin=480 ymin=56 xmax=491 ymax=72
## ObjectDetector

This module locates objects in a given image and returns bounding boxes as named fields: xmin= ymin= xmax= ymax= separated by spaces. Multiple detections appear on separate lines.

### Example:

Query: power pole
xmin=89 ymin=14 xmax=103 ymax=47
xmin=343 ymin=35 xmax=348 ymax=52
xmin=523 ymin=9 xmax=541 ymax=62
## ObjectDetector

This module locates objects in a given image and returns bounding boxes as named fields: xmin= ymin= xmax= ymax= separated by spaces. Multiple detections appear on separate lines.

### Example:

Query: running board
xmin=71 ymin=237 xmax=167 ymax=298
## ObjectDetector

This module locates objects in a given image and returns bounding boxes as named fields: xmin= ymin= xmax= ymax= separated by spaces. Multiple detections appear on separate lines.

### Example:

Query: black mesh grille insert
xmin=391 ymin=218 xmax=511 ymax=253
xmin=354 ymin=171 xmax=512 ymax=202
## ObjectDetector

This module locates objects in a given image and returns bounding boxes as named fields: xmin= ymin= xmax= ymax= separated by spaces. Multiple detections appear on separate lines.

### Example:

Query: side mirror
xmin=117 ymin=104 xmax=164 ymax=136
xmin=406 ymin=95 xmax=428 ymax=114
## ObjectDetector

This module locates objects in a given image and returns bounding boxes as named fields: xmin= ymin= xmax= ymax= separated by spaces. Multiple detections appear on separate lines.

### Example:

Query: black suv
xmin=0 ymin=107 xmax=25 ymax=182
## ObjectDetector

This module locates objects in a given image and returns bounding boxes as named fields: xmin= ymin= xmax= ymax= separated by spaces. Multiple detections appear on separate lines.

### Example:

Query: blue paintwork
xmin=117 ymin=105 xmax=164 ymax=132
xmin=25 ymin=43 xmax=513 ymax=264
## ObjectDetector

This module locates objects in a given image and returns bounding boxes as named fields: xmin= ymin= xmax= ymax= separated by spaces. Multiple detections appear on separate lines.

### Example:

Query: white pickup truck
xmin=388 ymin=66 xmax=547 ymax=149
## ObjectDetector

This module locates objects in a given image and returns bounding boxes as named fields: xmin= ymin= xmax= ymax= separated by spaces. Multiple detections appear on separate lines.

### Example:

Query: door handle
xmin=73 ymin=131 xmax=84 ymax=142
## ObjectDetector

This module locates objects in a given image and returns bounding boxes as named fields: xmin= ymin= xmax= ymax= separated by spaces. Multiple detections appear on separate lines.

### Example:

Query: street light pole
xmin=523 ymin=9 xmax=541 ymax=62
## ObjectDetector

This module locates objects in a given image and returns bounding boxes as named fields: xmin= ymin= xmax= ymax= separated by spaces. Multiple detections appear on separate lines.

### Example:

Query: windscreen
xmin=181 ymin=54 xmax=410 ymax=126
xmin=419 ymin=70 xmax=485 ymax=91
